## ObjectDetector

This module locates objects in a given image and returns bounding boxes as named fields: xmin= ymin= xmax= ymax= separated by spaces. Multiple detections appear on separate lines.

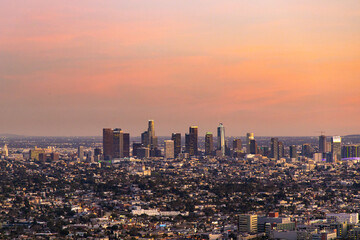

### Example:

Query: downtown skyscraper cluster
xmin=102 ymin=120 xmax=233 ymax=160
xmin=102 ymin=120 xmax=351 ymax=163
xmin=102 ymin=128 xmax=130 ymax=160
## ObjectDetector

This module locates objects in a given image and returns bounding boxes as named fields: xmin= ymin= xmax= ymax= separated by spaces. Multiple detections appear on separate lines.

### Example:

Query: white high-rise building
xmin=3 ymin=144 xmax=8 ymax=157
xmin=217 ymin=123 xmax=225 ymax=157
xmin=164 ymin=140 xmax=174 ymax=159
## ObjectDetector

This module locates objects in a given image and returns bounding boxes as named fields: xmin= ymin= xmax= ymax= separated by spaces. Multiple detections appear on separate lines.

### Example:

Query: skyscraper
xmin=271 ymin=138 xmax=279 ymax=160
xmin=233 ymin=139 xmax=242 ymax=152
xmin=246 ymin=133 xmax=254 ymax=154
xmin=302 ymin=143 xmax=313 ymax=158
xmin=132 ymin=142 xmax=142 ymax=157
xmin=186 ymin=126 xmax=198 ymax=156
xmin=78 ymin=146 xmax=84 ymax=160
xmin=250 ymin=139 xmax=258 ymax=154
xmin=141 ymin=131 xmax=149 ymax=148
xmin=113 ymin=128 xmax=124 ymax=158
xmin=217 ymin=123 xmax=225 ymax=157
xmin=171 ymin=133 xmax=181 ymax=158
xmin=148 ymin=120 xmax=157 ymax=150
xmin=103 ymin=128 xmax=128 ymax=160
xmin=319 ymin=135 xmax=327 ymax=154
xmin=138 ymin=147 xmax=150 ymax=159
xmin=94 ymin=148 xmax=102 ymax=161
xmin=205 ymin=132 xmax=214 ymax=156
xmin=123 ymin=133 xmax=130 ymax=158
xmin=103 ymin=128 xmax=114 ymax=160
xmin=185 ymin=133 xmax=190 ymax=155
xmin=331 ymin=136 xmax=342 ymax=162
xmin=141 ymin=120 xmax=158 ymax=156
xmin=278 ymin=141 xmax=284 ymax=159
xmin=94 ymin=148 xmax=102 ymax=156
xmin=290 ymin=145 xmax=297 ymax=159
xmin=326 ymin=142 xmax=332 ymax=153
xmin=164 ymin=140 xmax=174 ymax=159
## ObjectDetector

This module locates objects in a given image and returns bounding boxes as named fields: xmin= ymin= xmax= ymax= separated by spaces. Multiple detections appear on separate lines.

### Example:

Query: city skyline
xmin=1 ymin=0 xmax=360 ymax=136
xmin=2 ymin=1 xmax=360 ymax=238
xmin=0 ymin=123 xmax=359 ymax=138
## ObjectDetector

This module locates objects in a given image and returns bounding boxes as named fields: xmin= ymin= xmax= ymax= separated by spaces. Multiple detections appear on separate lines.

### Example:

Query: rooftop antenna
xmin=315 ymin=131 xmax=326 ymax=136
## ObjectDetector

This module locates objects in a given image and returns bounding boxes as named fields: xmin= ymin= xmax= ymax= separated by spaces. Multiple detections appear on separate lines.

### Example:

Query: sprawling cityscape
xmin=1 ymin=120 xmax=360 ymax=239
xmin=1 ymin=0 xmax=360 ymax=239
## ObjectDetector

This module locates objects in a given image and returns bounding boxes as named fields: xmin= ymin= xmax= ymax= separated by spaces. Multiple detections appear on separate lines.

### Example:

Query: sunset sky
xmin=1 ymin=0 xmax=360 ymax=136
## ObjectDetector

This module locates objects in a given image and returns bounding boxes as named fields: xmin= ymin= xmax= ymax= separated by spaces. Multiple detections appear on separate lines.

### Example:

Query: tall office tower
xmin=141 ymin=131 xmax=149 ymax=148
xmin=85 ymin=150 xmax=93 ymax=162
xmin=262 ymin=146 xmax=270 ymax=157
xmin=152 ymin=136 xmax=158 ymax=150
xmin=141 ymin=120 xmax=157 ymax=153
xmin=186 ymin=126 xmax=198 ymax=156
xmin=123 ymin=133 xmax=130 ymax=157
xmin=138 ymin=147 xmax=150 ymax=159
xmin=148 ymin=120 xmax=158 ymax=150
xmin=132 ymin=142 xmax=142 ymax=157
xmin=225 ymin=140 xmax=231 ymax=156
xmin=278 ymin=141 xmax=285 ymax=159
xmin=164 ymin=140 xmax=174 ymax=159
xmin=290 ymin=145 xmax=298 ymax=159
xmin=233 ymin=139 xmax=242 ymax=151
xmin=148 ymin=119 xmax=155 ymax=136
xmin=352 ymin=145 xmax=358 ymax=157
xmin=78 ymin=146 xmax=84 ymax=160
xmin=331 ymin=136 xmax=342 ymax=162
xmin=113 ymin=128 xmax=124 ymax=158
xmin=94 ymin=148 xmax=102 ymax=157
xmin=171 ymin=133 xmax=181 ymax=158
xmin=217 ymin=123 xmax=225 ymax=157
xmin=246 ymin=133 xmax=255 ymax=154
xmin=249 ymin=139 xmax=258 ymax=154
xmin=205 ymin=132 xmax=214 ymax=156
xmin=342 ymin=146 xmax=351 ymax=158
xmin=271 ymin=138 xmax=279 ymax=160
xmin=103 ymin=128 xmax=114 ymax=160
xmin=319 ymin=135 xmax=327 ymax=153
xmin=185 ymin=134 xmax=190 ymax=154
xmin=302 ymin=143 xmax=313 ymax=158
xmin=326 ymin=142 xmax=332 ymax=153
xmin=354 ymin=145 xmax=359 ymax=158
xmin=239 ymin=214 xmax=258 ymax=233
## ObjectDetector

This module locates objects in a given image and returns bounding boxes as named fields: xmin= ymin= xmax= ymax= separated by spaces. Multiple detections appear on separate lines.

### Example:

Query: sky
xmin=0 ymin=0 xmax=359 ymax=136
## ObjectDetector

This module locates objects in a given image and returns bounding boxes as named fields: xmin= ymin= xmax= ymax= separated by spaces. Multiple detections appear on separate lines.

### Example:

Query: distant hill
xmin=0 ymin=133 xmax=25 ymax=138
xmin=345 ymin=134 xmax=360 ymax=137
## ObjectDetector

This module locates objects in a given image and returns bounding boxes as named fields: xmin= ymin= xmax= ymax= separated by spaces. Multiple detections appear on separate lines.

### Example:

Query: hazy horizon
xmin=1 ymin=132 xmax=359 ymax=138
